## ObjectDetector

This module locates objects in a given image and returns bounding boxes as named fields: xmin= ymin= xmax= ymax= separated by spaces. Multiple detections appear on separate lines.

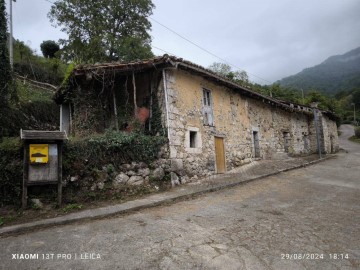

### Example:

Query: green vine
xmin=148 ymin=92 xmax=166 ymax=136
xmin=53 ymin=62 xmax=75 ymax=104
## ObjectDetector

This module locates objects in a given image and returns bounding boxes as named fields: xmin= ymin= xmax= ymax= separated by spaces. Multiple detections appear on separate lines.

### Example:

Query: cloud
xmin=152 ymin=0 xmax=360 ymax=83
xmin=6 ymin=0 xmax=360 ymax=84
xmin=7 ymin=0 xmax=66 ymax=54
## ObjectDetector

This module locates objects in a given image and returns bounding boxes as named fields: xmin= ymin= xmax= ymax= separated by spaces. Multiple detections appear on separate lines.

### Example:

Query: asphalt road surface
xmin=1 ymin=125 xmax=359 ymax=270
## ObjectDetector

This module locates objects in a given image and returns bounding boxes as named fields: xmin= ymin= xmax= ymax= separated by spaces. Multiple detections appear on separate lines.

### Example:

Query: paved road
xmin=1 ymin=125 xmax=359 ymax=270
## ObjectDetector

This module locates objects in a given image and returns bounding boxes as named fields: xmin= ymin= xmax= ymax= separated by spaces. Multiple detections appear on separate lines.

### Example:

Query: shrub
xmin=62 ymin=203 xmax=82 ymax=213
xmin=0 ymin=137 xmax=23 ymax=206
xmin=0 ymin=131 xmax=167 ymax=206
xmin=355 ymin=127 xmax=360 ymax=138
xmin=63 ymin=132 xmax=167 ymax=177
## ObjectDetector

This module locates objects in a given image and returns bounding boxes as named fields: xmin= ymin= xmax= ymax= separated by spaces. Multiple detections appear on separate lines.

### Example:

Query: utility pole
xmin=9 ymin=0 xmax=15 ymax=69
xmin=351 ymin=103 xmax=356 ymax=125
xmin=301 ymin=88 xmax=304 ymax=104
xmin=312 ymin=108 xmax=322 ymax=159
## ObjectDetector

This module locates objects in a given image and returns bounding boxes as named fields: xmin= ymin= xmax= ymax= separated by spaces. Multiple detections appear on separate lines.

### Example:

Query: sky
xmin=5 ymin=0 xmax=360 ymax=84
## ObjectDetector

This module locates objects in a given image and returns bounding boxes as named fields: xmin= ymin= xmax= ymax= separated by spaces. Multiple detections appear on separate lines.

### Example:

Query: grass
xmin=349 ymin=136 xmax=360 ymax=144
xmin=16 ymin=79 xmax=54 ymax=103
xmin=62 ymin=203 xmax=83 ymax=213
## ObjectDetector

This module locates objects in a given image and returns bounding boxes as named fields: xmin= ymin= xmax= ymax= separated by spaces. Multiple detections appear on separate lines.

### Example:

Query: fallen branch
xmin=14 ymin=73 xmax=58 ymax=92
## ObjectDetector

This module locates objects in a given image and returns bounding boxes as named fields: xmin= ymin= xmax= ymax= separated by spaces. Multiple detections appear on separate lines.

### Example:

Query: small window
xmin=303 ymin=134 xmax=309 ymax=151
xmin=283 ymin=132 xmax=290 ymax=153
xmin=190 ymin=131 xmax=197 ymax=148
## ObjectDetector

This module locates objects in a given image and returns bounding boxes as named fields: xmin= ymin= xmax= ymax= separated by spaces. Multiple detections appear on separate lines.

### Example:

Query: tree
xmin=305 ymin=90 xmax=327 ymax=104
xmin=267 ymin=84 xmax=303 ymax=103
xmin=208 ymin=62 xmax=232 ymax=77
xmin=352 ymin=89 xmax=360 ymax=105
xmin=40 ymin=40 xmax=60 ymax=58
xmin=0 ymin=0 xmax=16 ymax=108
xmin=14 ymin=39 xmax=33 ymax=62
xmin=48 ymin=0 xmax=155 ymax=63
xmin=208 ymin=62 xmax=249 ymax=85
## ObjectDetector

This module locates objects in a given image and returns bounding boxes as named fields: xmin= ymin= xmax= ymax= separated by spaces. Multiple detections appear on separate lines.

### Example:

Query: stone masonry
xmin=159 ymin=68 xmax=339 ymax=179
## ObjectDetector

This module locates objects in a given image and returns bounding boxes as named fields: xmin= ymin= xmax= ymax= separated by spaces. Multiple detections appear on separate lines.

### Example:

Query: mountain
xmin=276 ymin=47 xmax=360 ymax=95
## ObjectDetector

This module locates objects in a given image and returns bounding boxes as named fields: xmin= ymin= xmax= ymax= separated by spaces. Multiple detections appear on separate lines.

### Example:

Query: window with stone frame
xmin=189 ymin=131 xmax=197 ymax=148
xmin=185 ymin=127 xmax=202 ymax=153
xmin=202 ymin=88 xmax=214 ymax=126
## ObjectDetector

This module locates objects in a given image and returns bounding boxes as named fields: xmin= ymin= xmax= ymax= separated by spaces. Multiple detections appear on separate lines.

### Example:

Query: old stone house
xmin=56 ymin=55 xmax=339 ymax=178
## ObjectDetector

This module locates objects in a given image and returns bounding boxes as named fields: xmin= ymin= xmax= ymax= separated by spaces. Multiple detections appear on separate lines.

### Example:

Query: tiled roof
xmin=21 ymin=130 xmax=68 ymax=141
xmin=68 ymin=54 xmax=337 ymax=120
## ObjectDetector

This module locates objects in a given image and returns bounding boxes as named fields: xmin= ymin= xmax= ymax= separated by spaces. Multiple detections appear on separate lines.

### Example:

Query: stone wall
xmin=64 ymin=145 xmax=173 ymax=192
xmin=158 ymin=68 xmax=338 ymax=179
xmin=321 ymin=114 xmax=339 ymax=153
xmin=247 ymin=99 xmax=313 ymax=158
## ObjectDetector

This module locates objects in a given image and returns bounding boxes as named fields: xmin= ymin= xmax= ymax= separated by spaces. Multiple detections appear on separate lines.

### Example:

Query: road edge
xmin=0 ymin=155 xmax=335 ymax=237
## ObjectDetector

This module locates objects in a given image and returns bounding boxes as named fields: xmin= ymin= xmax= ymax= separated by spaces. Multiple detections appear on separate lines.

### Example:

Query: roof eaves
xmin=175 ymin=61 xmax=299 ymax=110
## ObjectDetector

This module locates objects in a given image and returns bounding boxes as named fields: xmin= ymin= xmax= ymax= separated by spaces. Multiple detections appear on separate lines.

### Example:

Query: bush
xmin=0 ymin=79 xmax=59 ymax=138
xmin=0 ymin=137 xmax=23 ymax=206
xmin=63 ymin=131 xmax=167 ymax=178
xmin=0 ymin=132 xmax=167 ymax=206
xmin=0 ymin=101 xmax=59 ymax=138
xmin=355 ymin=127 xmax=360 ymax=138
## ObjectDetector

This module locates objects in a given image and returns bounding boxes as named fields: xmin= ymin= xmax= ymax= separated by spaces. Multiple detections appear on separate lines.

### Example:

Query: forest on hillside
xmin=277 ymin=47 xmax=360 ymax=95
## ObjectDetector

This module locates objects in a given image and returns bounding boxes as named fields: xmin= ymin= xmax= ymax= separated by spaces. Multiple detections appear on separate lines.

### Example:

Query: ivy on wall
xmin=148 ymin=92 xmax=167 ymax=136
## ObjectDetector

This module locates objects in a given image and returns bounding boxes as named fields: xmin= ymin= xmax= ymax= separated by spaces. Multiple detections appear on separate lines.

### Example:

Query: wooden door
xmin=215 ymin=137 xmax=226 ymax=173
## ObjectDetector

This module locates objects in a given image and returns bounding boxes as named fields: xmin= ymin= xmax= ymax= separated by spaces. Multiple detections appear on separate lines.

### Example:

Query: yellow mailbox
xmin=29 ymin=144 xmax=49 ymax=164
xmin=21 ymin=130 xmax=68 ymax=209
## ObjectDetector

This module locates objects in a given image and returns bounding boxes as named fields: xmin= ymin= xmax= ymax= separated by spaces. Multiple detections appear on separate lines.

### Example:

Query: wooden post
xmin=69 ymin=105 xmax=73 ymax=136
xmin=149 ymin=72 xmax=155 ymax=132
xmin=57 ymin=143 xmax=63 ymax=206
xmin=113 ymin=88 xmax=119 ymax=131
xmin=132 ymin=71 xmax=137 ymax=116
xmin=22 ymin=143 xmax=29 ymax=209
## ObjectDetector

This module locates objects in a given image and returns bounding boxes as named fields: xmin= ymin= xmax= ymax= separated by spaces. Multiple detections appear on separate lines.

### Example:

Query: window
xmin=186 ymin=127 xmax=202 ymax=153
xmin=190 ymin=131 xmax=197 ymax=148
xmin=202 ymin=89 xmax=214 ymax=126
xmin=303 ymin=134 xmax=309 ymax=151
xmin=203 ymin=89 xmax=211 ymax=106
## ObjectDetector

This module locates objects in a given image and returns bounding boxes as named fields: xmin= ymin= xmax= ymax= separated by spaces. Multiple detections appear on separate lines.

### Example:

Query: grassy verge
xmin=0 ymin=181 xmax=170 ymax=227
xmin=16 ymin=79 xmax=54 ymax=102
xmin=349 ymin=136 xmax=360 ymax=144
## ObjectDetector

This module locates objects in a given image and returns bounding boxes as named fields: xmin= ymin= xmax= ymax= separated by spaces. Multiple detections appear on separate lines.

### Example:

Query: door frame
xmin=214 ymin=135 xmax=226 ymax=174
xmin=283 ymin=131 xmax=290 ymax=153
xmin=252 ymin=127 xmax=260 ymax=158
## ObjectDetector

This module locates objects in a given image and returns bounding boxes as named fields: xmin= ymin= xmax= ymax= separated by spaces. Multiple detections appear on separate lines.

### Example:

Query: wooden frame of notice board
xmin=20 ymin=130 xmax=68 ymax=208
